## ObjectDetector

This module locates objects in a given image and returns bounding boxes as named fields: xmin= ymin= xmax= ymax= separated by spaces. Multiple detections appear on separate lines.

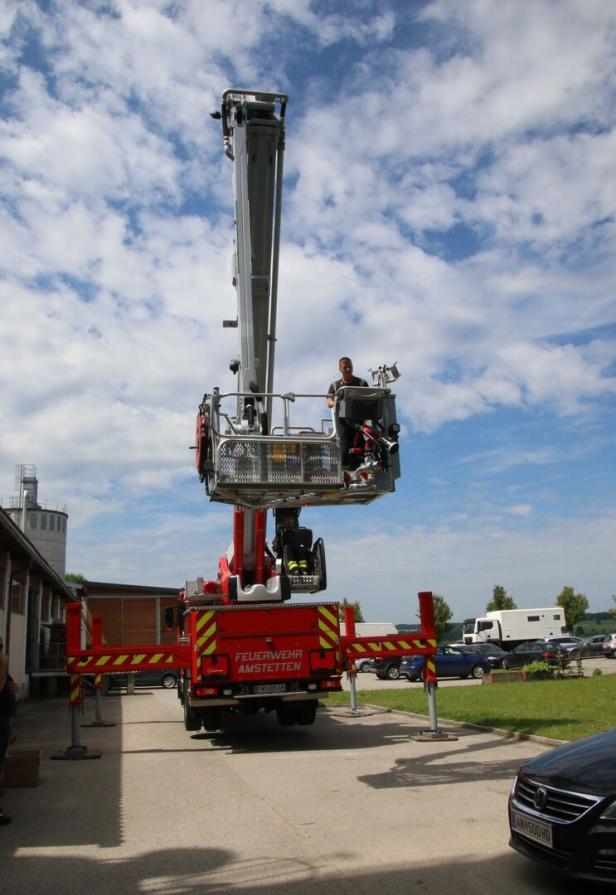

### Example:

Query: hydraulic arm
xmin=193 ymin=89 xmax=401 ymax=604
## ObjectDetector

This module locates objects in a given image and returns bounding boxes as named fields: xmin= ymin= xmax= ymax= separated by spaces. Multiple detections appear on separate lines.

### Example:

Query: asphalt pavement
xmin=1 ymin=677 xmax=612 ymax=895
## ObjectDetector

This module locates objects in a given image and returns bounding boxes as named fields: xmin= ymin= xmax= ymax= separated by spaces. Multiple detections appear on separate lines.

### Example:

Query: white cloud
xmin=0 ymin=0 xmax=615 ymax=604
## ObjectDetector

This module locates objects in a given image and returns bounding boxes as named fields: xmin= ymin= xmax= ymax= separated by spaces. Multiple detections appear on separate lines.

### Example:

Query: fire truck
xmin=65 ymin=90 xmax=438 ymax=735
xmin=172 ymin=89 xmax=405 ymax=730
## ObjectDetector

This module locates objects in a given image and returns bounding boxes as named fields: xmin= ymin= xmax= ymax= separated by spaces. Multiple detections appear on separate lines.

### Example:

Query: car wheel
xmin=162 ymin=673 xmax=177 ymax=689
xmin=386 ymin=665 xmax=401 ymax=680
xmin=471 ymin=665 xmax=485 ymax=679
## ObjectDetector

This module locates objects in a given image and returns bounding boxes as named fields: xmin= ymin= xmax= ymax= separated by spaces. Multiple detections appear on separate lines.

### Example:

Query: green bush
xmin=592 ymin=667 xmax=603 ymax=676
xmin=523 ymin=660 xmax=554 ymax=677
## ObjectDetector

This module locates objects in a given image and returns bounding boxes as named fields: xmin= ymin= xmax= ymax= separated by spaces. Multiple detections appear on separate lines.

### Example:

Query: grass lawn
xmin=327 ymin=674 xmax=616 ymax=741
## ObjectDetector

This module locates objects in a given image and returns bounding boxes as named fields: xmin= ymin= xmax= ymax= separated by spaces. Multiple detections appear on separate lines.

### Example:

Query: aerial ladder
xmin=61 ymin=91 xmax=441 ymax=736
xmin=193 ymin=89 xmax=402 ymax=604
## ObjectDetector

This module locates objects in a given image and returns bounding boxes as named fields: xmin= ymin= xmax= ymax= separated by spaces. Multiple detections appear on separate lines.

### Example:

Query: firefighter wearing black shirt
xmin=327 ymin=356 xmax=369 ymax=468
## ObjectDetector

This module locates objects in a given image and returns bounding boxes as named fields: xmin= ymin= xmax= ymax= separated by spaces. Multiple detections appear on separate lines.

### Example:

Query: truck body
xmin=463 ymin=607 xmax=567 ymax=650
xmin=179 ymin=601 xmax=342 ymax=729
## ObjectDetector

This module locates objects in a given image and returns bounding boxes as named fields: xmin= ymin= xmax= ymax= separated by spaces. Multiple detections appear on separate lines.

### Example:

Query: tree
xmin=339 ymin=599 xmax=364 ymax=623
xmin=611 ymin=595 xmax=616 ymax=619
xmin=417 ymin=594 xmax=453 ymax=642
xmin=65 ymin=573 xmax=86 ymax=584
xmin=486 ymin=585 xmax=516 ymax=612
xmin=556 ymin=586 xmax=589 ymax=631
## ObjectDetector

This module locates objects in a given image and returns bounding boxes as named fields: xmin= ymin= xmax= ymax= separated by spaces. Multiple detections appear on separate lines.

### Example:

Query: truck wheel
xmin=201 ymin=709 xmax=221 ymax=731
xmin=296 ymin=702 xmax=317 ymax=726
xmin=184 ymin=698 xmax=202 ymax=731
xmin=276 ymin=705 xmax=297 ymax=727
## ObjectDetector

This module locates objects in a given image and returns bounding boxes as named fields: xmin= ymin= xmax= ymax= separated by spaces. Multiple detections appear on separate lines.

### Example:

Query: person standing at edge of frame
xmin=0 ymin=634 xmax=18 ymax=825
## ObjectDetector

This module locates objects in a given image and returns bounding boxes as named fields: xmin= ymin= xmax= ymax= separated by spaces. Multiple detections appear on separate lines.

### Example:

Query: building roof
xmin=84 ymin=580 xmax=180 ymax=597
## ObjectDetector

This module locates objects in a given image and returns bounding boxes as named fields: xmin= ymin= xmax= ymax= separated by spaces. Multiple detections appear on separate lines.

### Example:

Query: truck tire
xmin=276 ymin=702 xmax=317 ymax=727
xmin=201 ymin=709 xmax=221 ymax=731
xmin=184 ymin=698 xmax=202 ymax=731
xmin=296 ymin=701 xmax=317 ymax=726
xmin=276 ymin=704 xmax=297 ymax=727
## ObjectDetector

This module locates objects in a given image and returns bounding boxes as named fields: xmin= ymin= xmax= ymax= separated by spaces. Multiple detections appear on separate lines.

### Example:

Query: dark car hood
xmin=522 ymin=726 xmax=616 ymax=796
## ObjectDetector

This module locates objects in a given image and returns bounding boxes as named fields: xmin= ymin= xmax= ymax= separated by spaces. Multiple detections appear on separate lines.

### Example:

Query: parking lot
xmin=1 ymin=680 xmax=610 ymax=895
xmin=344 ymin=654 xmax=616 ymax=690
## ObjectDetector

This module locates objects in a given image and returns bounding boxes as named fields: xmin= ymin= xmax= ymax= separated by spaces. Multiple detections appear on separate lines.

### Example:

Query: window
xmin=10 ymin=579 xmax=24 ymax=614
xmin=42 ymin=592 xmax=51 ymax=620
xmin=527 ymin=615 xmax=540 ymax=622
xmin=50 ymin=515 xmax=56 ymax=531
xmin=478 ymin=620 xmax=493 ymax=631
xmin=553 ymin=614 xmax=561 ymax=620
xmin=41 ymin=514 xmax=47 ymax=530
xmin=30 ymin=513 xmax=38 ymax=529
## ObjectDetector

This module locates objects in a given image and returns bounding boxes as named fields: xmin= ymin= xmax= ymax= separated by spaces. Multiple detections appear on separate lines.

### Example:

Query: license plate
xmin=511 ymin=809 xmax=553 ymax=848
xmin=254 ymin=683 xmax=286 ymax=695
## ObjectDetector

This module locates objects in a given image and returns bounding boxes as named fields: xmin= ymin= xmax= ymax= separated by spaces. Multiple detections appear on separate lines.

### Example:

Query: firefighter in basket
xmin=272 ymin=512 xmax=309 ymax=577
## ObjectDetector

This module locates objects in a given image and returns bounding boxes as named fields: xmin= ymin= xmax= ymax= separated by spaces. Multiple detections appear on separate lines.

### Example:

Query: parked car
xmin=575 ymin=634 xmax=611 ymax=658
xmin=105 ymin=669 xmax=178 ymax=691
xmin=541 ymin=636 xmax=583 ymax=659
xmin=399 ymin=647 xmax=491 ymax=681
xmin=509 ymin=725 xmax=616 ymax=884
xmin=373 ymin=655 xmax=407 ymax=680
xmin=501 ymin=641 xmax=565 ymax=670
xmin=450 ymin=642 xmax=510 ymax=669
xmin=603 ymin=634 xmax=616 ymax=659
xmin=353 ymin=657 xmax=375 ymax=672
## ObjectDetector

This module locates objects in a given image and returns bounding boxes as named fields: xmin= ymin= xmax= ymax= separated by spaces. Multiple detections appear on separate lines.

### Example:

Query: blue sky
xmin=1 ymin=0 xmax=615 ymax=623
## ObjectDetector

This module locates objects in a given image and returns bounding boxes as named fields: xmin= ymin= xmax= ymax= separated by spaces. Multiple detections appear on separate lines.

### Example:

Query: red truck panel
xmin=187 ymin=602 xmax=341 ymax=687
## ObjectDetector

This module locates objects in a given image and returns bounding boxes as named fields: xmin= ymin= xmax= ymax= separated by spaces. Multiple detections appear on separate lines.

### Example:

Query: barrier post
xmin=81 ymin=674 xmax=117 ymax=728
xmin=81 ymin=616 xmax=116 ymax=727
xmin=52 ymin=674 xmax=103 ymax=760
xmin=411 ymin=591 xmax=458 ymax=742
xmin=344 ymin=605 xmax=358 ymax=714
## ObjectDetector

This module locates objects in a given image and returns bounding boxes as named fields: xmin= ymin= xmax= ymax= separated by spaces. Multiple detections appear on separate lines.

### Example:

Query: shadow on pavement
xmin=0 ymin=843 xmax=611 ymax=895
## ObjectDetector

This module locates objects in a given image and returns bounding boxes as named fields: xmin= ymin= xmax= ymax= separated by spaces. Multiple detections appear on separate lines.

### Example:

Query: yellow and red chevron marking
xmin=69 ymin=674 xmax=82 ymax=706
xmin=67 ymin=652 xmax=177 ymax=674
xmin=317 ymin=605 xmax=340 ymax=651
xmin=195 ymin=609 xmax=217 ymax=657
xmin=424 ymin=655 xmax=438 ymax=683
xmin=346 ymin=637 xmax=437 ymax=656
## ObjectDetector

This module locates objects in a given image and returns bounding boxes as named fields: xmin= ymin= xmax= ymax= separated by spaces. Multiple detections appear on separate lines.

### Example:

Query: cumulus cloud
xmin=0 ymin=1 xmax=615 ymax=608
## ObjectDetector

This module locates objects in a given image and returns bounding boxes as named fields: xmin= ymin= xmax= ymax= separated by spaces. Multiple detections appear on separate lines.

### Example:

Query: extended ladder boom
xmin=221 ymin=90 xmax=287 ymax=425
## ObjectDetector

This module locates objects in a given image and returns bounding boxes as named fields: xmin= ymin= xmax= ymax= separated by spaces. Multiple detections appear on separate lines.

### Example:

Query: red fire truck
xmin=64 ymin=91 xmax=437 ymax=734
